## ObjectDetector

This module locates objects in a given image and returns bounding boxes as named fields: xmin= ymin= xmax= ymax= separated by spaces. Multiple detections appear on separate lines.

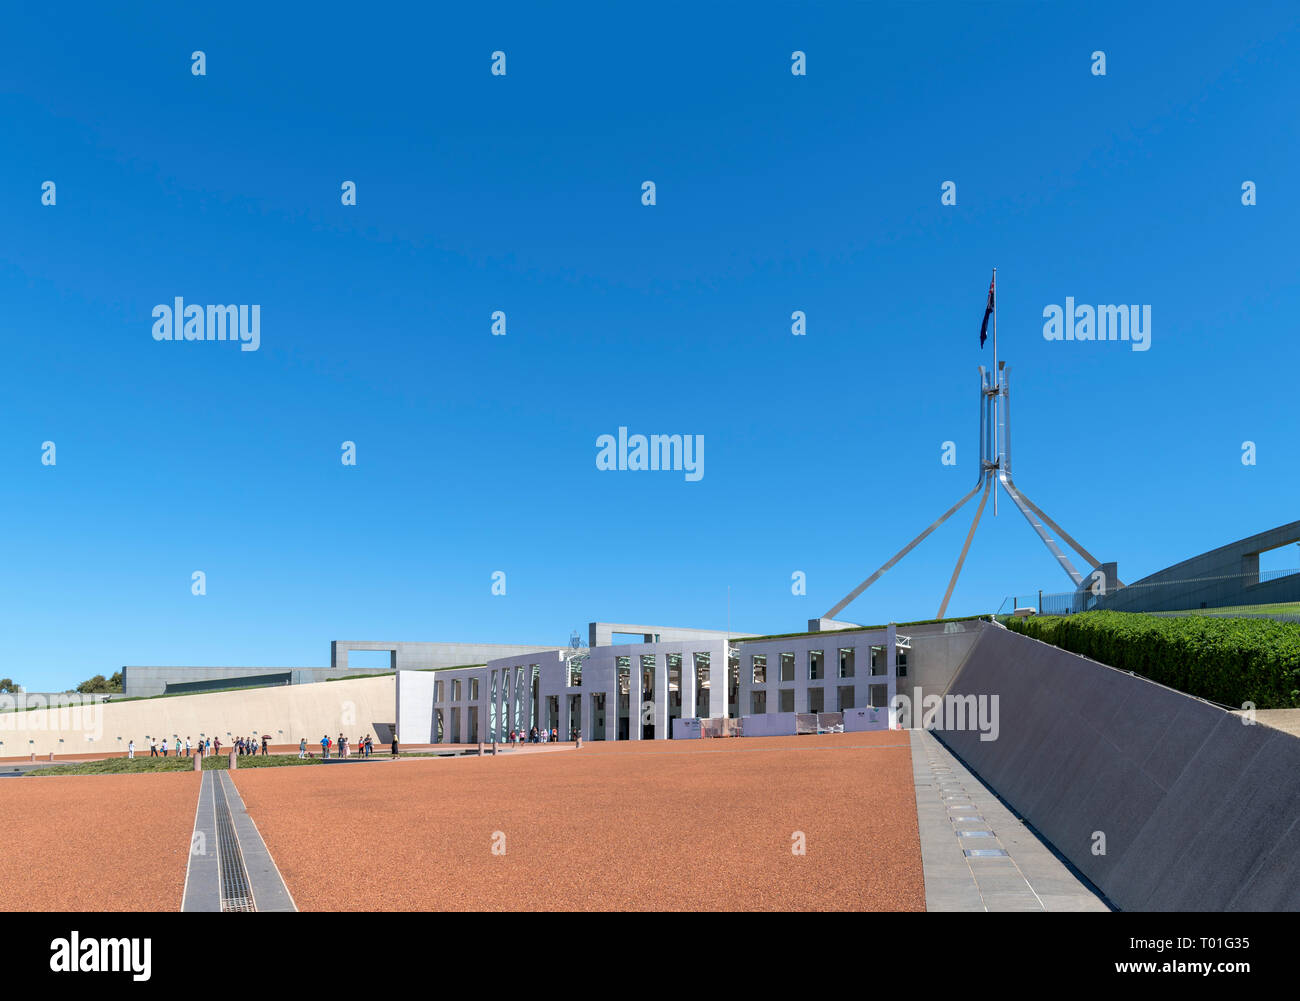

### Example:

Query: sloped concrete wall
xmin=0 ymin=675 xmax=395 ymax=757
xmin=935 ymin=624 xmax=1300 ymax=911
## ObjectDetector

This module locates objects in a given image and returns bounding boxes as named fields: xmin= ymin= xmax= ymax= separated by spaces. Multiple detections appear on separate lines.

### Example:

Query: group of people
xmin=124 ymin=730 xmax=397 ymax=761
xmin=234 ymin=735 xmax=271 ymax=755
xmin=508 ymin=726 xmax=562 ymax=745
xmin=309 ymin=733 xmax=377 ymax=759
xmin=127 ymin=733 xmax=256 ymax=759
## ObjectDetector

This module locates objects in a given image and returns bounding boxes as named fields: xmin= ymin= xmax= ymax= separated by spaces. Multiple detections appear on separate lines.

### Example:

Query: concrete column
xmin=654 ymin=654 xmax=668 ymax=739
xmin=855 ymin=641 xmax=872 ymax=711
xmin=515 ymin=666 xmax=525 ymax=735
xmin=709 ymin=651 xmax=728 ymax=718
xmin=502 ymin=669 xmax=511 ymax=738
xmin=794 ymin=655 xmax=809 ymax=714
xmin=630 ymin=657 xmax=643 ymax=740
xmin=487 ymin=670 xmax=496 ymax=743
xmin=887 ymin=623 xmax=898 ymax=728
xmin=500 ymin=672 xmax=509 ymax=741
xmin=682 ymin=655 xmax=696 ymax=722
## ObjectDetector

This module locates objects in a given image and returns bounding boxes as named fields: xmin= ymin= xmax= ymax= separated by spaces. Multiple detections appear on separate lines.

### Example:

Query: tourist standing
xmin=321 ymin=734 xmax=330 ymax=759
xmin=299 ymin=737 xmax=307 ymax=759
xmin=185 ymin=737 xmax=192 ymax=757
xmin=128 ymin=739 xmax=135 ymax=760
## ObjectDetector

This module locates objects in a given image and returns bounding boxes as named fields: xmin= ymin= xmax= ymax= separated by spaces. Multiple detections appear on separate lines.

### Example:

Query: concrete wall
xmin=587 ymin=622 xmax=750 ymax=647
xmin=1097 ymin=519 xmax=1300 ymax=613
xmin=936 ymin=624 xmax=1300 ymax=911
xmin=733 ymin=627 xmax=899 ymax=724
xmin=897 ymin=620 xmax=986 ymax=703
xmin=0 ymin=675 xmax=395 ymax=758
xmin=121 ymin=665 xmax=392 ymax=698
xmin=398 ymin=626 xmax=918 ymax=744
xmin=331 ymin=640 xmax=556 ymax=671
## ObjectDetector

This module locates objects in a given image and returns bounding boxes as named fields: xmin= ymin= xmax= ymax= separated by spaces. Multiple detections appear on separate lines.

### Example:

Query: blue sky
xmin=3 ymin=1 xmax=1298 ymax=689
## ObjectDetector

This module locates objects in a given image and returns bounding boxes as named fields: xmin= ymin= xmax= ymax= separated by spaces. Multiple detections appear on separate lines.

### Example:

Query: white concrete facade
xmin=398 ymin=624 xmax=903 ymax=743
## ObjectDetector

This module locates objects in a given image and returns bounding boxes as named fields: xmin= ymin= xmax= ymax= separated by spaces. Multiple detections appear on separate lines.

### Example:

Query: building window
xmin=435 ymin=680 xmax=444 ymax=703
xmin=870 ymin=645 xmax=887 ymax=676
xmin=897 ymin=648 xmax=908 ymax=678
xmin=837 ymin=685 xmax=855 ymax=712
xmin=808 ymin=686 xmax=825 ymax=713
xmin=751 ymin=654 xmax=766 ymax=684
xmin=751 ymin=690 xmax=767 ymax=714
xmin=838 ymin=648 xmax=855 ymax=678
xmin=470 ymin=678 xmax=479 ymax=700
xmin=780 ymin=653 xmax=795 ymax=682
xmin=808 ymin=650 xmax=824 ymax=681
xmin=693 ymin=652 xmax=709 ymax=709
xmin=869 ymin=684 xmax=888 ymax=709
xmin=452 ymin=679 xmax=462 ymax=701
xmin=778 ymin=688 xmax=795 ymax=713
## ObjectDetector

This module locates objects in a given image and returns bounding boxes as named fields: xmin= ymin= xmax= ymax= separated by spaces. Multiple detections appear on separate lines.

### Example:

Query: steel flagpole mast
xmin=992 ymin=267 xmax=998 ymax=516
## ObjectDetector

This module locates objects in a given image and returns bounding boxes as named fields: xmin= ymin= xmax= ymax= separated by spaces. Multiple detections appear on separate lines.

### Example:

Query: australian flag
xmin=979 ymin=271 xmax=995 ymax=348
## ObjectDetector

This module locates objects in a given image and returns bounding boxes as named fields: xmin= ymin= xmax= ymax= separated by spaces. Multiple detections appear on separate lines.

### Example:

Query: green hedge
xmin=1002 ymin=611 xmax=1300 ymax=709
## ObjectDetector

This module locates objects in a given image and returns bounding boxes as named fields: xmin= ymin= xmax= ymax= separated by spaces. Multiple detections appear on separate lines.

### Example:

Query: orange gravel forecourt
xmin=0 ymin=773 xmax=199 ymax=910
xmin=232 ymin=731 xmax=924 ymax=911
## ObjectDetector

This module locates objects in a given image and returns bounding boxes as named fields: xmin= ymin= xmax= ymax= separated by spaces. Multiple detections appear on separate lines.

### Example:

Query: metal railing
xmin=999 ymin=566 xmax=1300 ymax=619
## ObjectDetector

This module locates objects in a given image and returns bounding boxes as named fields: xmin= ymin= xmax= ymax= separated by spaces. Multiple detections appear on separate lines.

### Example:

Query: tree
xmin=75 ymin=672 xmax=123 ymax=694
xmin=0 ymin=678 xmax=17 ymax=693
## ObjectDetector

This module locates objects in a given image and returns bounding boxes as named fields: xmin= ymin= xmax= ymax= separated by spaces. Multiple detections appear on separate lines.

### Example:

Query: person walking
xmin=127 ymin=739 xmax=135 ymax=760
xmin=391 ymin=731 xmax=399 ymax=758
xmin=298 ymin=737 xmax=307 ymax=759
xmin=149 ymin=738 xmax=157 ymax=757
xmin=551 ymin=726 xmax=558 ymax=743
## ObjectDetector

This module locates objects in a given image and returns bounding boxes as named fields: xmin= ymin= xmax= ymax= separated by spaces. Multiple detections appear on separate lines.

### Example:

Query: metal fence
xmin=998 ymin=566 xmax=1300 ymax=620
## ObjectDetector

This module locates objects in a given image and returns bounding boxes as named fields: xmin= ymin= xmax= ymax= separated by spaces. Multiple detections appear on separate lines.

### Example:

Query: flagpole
xmin=992 ymin=267 xmax=997 ymax=517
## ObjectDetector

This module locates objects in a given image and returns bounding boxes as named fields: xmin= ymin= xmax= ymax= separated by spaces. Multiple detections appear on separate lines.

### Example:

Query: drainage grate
xmin=213 ymin=775 xmax=255 ymax=912
xmin=964 ymin=848 xmax=1009 ymax=857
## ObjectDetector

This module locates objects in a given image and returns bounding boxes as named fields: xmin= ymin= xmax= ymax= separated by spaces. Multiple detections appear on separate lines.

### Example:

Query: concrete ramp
xmin=934 ymin=624 xmax=1300 ymax=911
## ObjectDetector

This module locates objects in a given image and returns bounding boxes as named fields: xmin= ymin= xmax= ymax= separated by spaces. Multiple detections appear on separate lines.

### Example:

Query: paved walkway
xmin=910 ymin=728 xmax=1110 ymax=912
xmin=183 ymin=770 xmax=296 ymax=912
